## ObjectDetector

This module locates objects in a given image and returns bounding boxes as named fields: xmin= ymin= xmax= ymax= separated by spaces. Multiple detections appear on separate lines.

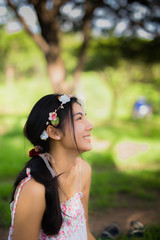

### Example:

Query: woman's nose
xmin=86 ymin=119 xmax=93 ymax=131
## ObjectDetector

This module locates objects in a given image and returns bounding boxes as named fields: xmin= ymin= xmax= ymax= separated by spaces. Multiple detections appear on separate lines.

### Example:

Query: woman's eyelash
xmin=77 ymin=116 xmax=82 ymax=120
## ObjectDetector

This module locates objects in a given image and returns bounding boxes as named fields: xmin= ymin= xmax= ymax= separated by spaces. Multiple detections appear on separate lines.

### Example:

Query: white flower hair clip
xmin=40 ymin=130 xmax=49 ymax=141
xmin=40 ymin=94 xmax=71 ymax=140
xmin=59 ymin=94 xmax=70 ymax=105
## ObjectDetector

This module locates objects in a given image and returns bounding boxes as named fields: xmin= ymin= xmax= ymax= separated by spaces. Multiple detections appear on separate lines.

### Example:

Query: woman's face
xmin=61 ymin=102 xmax=93 ymax=154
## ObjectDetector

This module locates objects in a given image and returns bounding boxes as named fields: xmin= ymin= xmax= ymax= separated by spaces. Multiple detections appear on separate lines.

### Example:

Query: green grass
xmin=89 ymin=169 xmax=160 ymax=210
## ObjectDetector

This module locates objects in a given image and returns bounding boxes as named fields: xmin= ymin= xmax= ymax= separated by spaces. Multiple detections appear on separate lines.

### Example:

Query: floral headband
xmin=40 ymin=94 xmax=71 ymax=140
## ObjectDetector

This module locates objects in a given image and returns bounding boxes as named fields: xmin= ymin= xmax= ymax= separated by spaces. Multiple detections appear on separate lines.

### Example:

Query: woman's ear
xmin=46 ymin=125 xmax=61 ymax=140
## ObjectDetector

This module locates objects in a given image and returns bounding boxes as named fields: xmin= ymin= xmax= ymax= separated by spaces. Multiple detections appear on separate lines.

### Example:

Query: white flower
xmin=59 ymin=94 xmax=70 ymax=105
xmin=40 ymin=130 xmax=49 ymax=140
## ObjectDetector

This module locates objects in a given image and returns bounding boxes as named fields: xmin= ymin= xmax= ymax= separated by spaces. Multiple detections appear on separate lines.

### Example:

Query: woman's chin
xmin=79 ymin=146 xmax=93 ymax=154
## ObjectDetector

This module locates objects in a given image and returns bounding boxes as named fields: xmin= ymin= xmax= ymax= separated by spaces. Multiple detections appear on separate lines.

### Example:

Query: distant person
xmin=8 ymin=94 xmax=95 ymax=240
xmin=132 ymin=96 xmax=153 ymax=119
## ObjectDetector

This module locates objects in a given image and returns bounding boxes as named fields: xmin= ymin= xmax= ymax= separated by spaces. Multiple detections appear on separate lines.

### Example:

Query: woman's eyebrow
xmin=73 ymin=112 xmax=86 ymax=117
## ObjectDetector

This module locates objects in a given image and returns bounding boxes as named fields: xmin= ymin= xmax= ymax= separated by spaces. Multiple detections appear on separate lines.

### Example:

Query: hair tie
xmin=29 ymin=145 xmax=43 ymax=157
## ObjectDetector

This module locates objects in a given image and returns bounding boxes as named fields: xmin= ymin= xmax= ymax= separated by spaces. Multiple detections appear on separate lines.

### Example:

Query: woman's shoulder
xmin=12 ymin=178 xmax=46 ymax=232
xmin=22 ymin=178 xmax=45 ymax=195
xmin=14 ymin=177 xmax=46 ymax=216
xmin=78 ymin=158 xmax=92 ymax=193
xmin=16 ymin=177 xmax=46 ymax=204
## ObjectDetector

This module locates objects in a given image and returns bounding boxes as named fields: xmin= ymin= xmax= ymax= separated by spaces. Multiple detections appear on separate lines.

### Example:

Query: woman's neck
xmin=49 ymin=147 xmax=79 ymax=176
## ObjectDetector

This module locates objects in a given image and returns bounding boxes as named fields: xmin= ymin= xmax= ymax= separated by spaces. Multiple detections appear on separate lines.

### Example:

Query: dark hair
xmin=11 ymin=94 xmax=80 ymax=235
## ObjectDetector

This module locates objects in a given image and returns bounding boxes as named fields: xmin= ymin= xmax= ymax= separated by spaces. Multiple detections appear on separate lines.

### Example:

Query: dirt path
xmin=89 ymin=207 xmax=159 ymax=238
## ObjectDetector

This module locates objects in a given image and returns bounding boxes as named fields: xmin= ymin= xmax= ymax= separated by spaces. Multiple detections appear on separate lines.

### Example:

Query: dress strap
xmin=39 ymin=153 xmax=55 ymax=178
xmin=78 ymin=158 xmax=81 ymax=192
xmin=11 ymin=168 xmax=31 ymax=226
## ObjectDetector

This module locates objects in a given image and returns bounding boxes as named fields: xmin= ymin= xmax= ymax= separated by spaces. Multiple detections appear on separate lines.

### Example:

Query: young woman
xmin=8 ymin=94 xmax=95 ymax=240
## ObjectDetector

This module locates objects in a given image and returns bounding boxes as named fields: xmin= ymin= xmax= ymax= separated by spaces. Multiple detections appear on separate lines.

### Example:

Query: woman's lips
xmin=83 ymin=135 xmax=91 ymax=142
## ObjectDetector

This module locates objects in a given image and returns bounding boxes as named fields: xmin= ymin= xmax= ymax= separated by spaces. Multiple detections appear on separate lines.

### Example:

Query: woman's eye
xmin=77 ymin=116 xmax=82 ymax=120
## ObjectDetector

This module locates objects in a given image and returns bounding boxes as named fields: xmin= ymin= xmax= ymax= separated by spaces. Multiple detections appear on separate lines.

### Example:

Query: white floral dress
xmin=8 ymin=162 xmax=87 ymax=240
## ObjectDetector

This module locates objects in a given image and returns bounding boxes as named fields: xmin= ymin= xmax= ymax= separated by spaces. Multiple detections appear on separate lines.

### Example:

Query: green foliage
xmin=0 ymin=79 xmax=52 ymax=114
xmin=61 ymin=33 xmax=83 ymax=74
xmin=0 ymin=199 xmax=11 ymax=228
xmin=86 ymin=36 xmax=160 ymax=71
xmin=0 ymin=182 xmax=13 ymax=227
xmin=0 ymin=27 xmax=46 ymax=82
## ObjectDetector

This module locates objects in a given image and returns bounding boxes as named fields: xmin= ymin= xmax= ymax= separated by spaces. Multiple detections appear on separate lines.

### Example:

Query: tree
xmin=3 ymin=0 xmax=160 ymax=93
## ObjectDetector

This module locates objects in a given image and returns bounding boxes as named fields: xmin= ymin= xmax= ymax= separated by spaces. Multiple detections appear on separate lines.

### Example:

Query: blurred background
xmin=0 ymin=0 xmax=160 ymax=239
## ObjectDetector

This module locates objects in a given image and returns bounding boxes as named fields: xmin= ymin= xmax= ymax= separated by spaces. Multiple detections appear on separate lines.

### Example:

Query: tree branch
xmin=72 ymin=1 xmax=94 ymax=89
xmin=52 ymin=0 xmax=68 ymax=15
xmin=6 ymin=0 xmax=49 ymax=54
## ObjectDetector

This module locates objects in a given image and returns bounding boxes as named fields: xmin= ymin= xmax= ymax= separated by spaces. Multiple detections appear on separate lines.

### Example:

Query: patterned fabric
xmin=8 ymin=161 xmax=87 ymax=240
xmin=39 ymin=192 xmax=87 ymax=240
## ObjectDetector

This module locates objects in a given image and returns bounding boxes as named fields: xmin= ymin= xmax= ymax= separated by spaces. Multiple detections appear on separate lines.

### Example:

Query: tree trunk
xmin=72 ymin=20 xmax=90 ymax=90
xmin=47 ymin=57 xmax=70 ymax=93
